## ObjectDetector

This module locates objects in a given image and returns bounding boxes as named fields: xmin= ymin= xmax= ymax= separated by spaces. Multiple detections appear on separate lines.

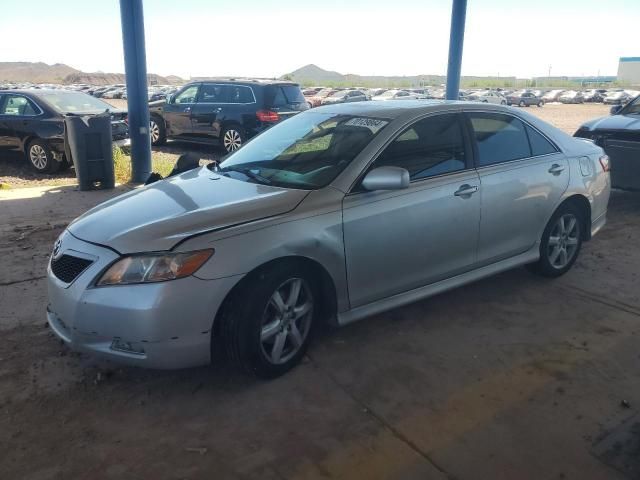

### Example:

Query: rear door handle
xmin=548 ymin=164 xmax=565 ymax=175
xmin=454 ymin=184 xmax=478 ymax=197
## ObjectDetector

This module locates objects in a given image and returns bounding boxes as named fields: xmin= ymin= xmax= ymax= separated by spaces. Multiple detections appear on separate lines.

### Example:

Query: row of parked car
xmin=301 ymin=86 xmax=640 ymax=108
xmin=2 ymin=77 xmax=639 ymax=177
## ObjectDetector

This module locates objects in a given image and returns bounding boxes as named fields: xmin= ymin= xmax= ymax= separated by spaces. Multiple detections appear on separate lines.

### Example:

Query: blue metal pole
xmin=445 ymin=0 xmax=468 ymax=100
xmin=119 ymin=0 xmax=151 ymax=183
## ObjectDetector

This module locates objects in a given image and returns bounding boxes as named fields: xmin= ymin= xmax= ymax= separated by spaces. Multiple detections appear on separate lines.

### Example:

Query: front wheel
xmin=219 ymin=263 xmax=318 ymax=378
xmin=501 ymin=100 xmax=506 ymax=105
xmin=527 ymin=204 xmax=583 ymax=277
xmin=149 ymin=117 xmax=166 ymax=146
xmin=537 ymin=101 xmax=544 ymax=107
xmin=519 ymin=100 xmax=525 ymax=107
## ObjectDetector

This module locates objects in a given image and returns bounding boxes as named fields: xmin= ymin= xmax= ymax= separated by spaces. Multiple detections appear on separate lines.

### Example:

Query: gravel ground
xmin=0 ymin=102 xmax=611 ymax=189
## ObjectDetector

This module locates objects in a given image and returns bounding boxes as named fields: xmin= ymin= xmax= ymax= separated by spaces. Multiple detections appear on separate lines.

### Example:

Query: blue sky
xmin=0 ymin=0 xmax=637 ymax=79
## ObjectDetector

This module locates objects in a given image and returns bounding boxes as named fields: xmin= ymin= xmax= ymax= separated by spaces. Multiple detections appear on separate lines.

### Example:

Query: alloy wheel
xmin=260 ymin=277 xmax=314 ymax=365
xmin=223 ymin=129 xmax=242 ymax=152
xmin=150 ymin=120 xmax=160 ymax=143
xmin=547 ymin=214 xmax=580 ymax=269
xmin=29 ymin=144 xmax=48 ymax=170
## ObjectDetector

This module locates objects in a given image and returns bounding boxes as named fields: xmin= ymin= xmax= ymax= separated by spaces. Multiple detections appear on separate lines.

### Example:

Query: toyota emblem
xmin=53 ymin=239 xmax=62 ymax=257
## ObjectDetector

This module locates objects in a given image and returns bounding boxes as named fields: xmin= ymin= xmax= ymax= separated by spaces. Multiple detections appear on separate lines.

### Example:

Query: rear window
xmin=265 ymin=85 xmax=305 ymax=107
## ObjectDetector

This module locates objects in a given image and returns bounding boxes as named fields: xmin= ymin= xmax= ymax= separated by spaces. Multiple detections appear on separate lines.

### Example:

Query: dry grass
xmin=113 ymin=146 xmax=176 ymax=184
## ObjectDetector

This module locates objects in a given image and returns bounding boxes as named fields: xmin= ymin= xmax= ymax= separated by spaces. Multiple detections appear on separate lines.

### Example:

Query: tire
xmin=221 ymin=124 xmax=246 ymax=153
xmin=527 ymin=203 xmax=584 ymax=278
xmin=149 ymin=116 xmax=166 ymax=146
xmin=218 ymin=262 xmax=318 ymax=378
xmin=519 ymin=100 xmax=525 ymax=107
xmin=537 ymin=101 xmax=544 ymax=107
xmin=501 ymin=100 xmax=506 ymax=105
xmin=26 ymin=139 xmax=59 ymax=173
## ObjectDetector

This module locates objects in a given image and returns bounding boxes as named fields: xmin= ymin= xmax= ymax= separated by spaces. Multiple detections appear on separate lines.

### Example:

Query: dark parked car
xmin=574 ymin=95 xmax=640 ymax=189
xmin=0 ymin=90 xmax=129 ymax=173
xmin=583 ymin=89 xmax=607 ymax=103
xmin=506 ymin=91 xmax=543 ymax=107
xmin=148 ymin=80 xmax=308 ymax=153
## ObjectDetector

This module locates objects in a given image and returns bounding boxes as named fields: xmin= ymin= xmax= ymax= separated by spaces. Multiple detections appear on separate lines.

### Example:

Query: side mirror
xmin=362 ymin=166 xmax=410 ymax=191
xmin=610 ymin=105 xmax=622 ymax=115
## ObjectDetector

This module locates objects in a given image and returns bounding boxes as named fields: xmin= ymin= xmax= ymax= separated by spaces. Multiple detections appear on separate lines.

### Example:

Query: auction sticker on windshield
xmin=344 ymin=117 xmax=388 ymax=133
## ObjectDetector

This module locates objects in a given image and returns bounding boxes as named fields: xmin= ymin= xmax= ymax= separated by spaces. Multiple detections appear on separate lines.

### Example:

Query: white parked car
xmin=372 ymin=89 xmax=422 ymax=101
xmin=466 ymin=91 xmax=506 ymax=105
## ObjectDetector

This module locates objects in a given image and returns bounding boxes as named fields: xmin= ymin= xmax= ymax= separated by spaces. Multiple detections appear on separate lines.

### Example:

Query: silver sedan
xmin=47 ymin=101 xmax=610 ymax=378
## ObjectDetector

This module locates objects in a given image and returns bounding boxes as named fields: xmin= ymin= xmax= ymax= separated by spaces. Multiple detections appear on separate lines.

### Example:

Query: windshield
xmin=218 ymin=112 xmax=389 ymax=190
xmin=38 ymin=91 xmax=113 ymax=113
xmin=621 ymin=96 xmax=640 ymax=114
xmin=328 ymin=91 xmax=346 ymax=98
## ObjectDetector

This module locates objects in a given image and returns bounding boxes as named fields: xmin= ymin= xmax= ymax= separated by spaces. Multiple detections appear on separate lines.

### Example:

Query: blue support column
xmin=119 ymin=0 xmax=151 ymax=183
xmin=445 ymin=0 xmax=468 ymax=100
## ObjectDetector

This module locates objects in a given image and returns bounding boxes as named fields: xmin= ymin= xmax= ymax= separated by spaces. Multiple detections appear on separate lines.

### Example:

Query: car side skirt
xmin=337 ymin=243 xmax=540 ymax=327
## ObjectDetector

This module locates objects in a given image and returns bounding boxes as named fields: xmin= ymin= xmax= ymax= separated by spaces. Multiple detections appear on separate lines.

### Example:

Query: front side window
xmin=468 ymin=113 xmax=530 ymax=166
xmin=371 ymin=113 xmax=467 ymax=181
xmin=174 ymin=85 xmax=198 ymax=104
xmin=1 ymin=95 xmax=38 ymax=116
xmin=219 ymin=113 xmax=389 ymax=189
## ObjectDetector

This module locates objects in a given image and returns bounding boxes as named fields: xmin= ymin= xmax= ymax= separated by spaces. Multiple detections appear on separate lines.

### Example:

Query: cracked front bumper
xmin=46 ymin=230 xmax=241 ymax=369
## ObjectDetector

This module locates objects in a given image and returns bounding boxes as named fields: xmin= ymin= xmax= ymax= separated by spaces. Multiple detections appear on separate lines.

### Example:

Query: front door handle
xmin=548 ymin=164 xmax=565 ymax=175
xmin=454 ymin=184 xmax=478 ymax=197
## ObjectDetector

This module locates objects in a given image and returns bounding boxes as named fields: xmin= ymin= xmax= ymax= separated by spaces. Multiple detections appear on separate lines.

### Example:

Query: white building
xmin=618 ymin=57 xmax=640 ymax=85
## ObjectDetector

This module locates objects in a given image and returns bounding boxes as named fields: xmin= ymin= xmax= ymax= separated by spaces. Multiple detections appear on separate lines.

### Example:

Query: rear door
xmin=264 ymin=84 xmax=308 ymax=121
xmin=0 ymin=94 xmax=41 ymax=149
xmin=466 ymin=111 xmax=569 ymax=265
xmin=163 ymin=84 xmax=199 ymax=138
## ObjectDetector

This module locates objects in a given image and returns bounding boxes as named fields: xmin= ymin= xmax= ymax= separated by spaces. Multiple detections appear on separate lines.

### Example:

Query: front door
xmin=467 ymin=112 xmax=569 ymax=265
xmin=164 ymin=84 xmax=199 ymax=138
xmin=343 ymin=113 xmax=481 ymax=308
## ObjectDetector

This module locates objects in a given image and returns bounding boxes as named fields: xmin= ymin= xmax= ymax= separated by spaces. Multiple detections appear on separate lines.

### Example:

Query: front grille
xmin=51 ymin=254 xmax=93 ymax=283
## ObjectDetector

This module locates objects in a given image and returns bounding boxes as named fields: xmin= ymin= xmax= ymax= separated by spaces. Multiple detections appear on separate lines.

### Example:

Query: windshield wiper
xmin=219 ymin=166 xmax=272 ymax=185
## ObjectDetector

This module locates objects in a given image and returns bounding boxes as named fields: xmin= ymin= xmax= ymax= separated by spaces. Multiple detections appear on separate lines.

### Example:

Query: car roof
xmin=185 ymin=79 xmax=299 ymax=88
xmin=310 ymin=99 xmax=462 ymax=118
xmin=0 ymin=89 xmax=84 ymax=96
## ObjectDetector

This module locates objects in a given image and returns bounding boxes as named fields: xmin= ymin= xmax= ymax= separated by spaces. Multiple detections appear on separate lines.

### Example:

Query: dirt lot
xmin=2 ymin=103 xmax=640 ymax=479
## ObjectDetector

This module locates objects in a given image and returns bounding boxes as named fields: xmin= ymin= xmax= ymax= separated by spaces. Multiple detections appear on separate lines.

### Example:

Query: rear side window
xmin=222 ymin=85 xmax=254 ymax=104
xmin=468 ymin=113 xmax=530 ymax=166
xmin=525 ymin=125 xmax=557 ymax=156
xmin=265 ymin=85 xmax=305 ymax=107
xmin=373 ymin=113 xmax=467 ymax=181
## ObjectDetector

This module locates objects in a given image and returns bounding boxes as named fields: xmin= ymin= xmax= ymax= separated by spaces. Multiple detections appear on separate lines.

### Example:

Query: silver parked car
xmin=47 ymin=101 xmax=610 ymax=378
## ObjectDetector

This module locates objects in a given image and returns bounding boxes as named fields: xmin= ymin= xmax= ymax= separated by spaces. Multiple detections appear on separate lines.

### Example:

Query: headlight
xmin=96 ymin=249 xmax=214 ymax=286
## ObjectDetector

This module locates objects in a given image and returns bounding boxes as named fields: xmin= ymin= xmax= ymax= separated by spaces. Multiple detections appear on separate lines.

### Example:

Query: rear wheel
xmin=221 ymin=125 xmax=245 ymax=153
xmin=519 ymin=100 xmax=525 ymax=107
xmin=218 ymin=263 xmax=318 ymax=378
xmin=27 ymin=139 xmax=59 ymax=173
xmin=537 ymin=100 xmax=544 ymax=107
xmin=527 ymin=203 xmax=584 ymax=277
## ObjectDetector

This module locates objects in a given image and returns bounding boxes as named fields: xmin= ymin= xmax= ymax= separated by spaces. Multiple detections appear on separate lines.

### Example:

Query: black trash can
xmin=65 ymin=113 xmax=115 ymax=190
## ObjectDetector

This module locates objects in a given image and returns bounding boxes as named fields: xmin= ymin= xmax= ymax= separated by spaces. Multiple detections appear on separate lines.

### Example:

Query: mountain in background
xmin=283 ymin=64 xmax=517 ymax=88
xmin=0 ymin=62 xmax=185 ymax=85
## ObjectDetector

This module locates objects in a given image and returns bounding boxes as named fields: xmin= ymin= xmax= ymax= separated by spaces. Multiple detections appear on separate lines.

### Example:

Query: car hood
xmin=579 ymin=114 xmax=640 ymax=132
xmin=68 ymin=167 xmax=309 ymax=253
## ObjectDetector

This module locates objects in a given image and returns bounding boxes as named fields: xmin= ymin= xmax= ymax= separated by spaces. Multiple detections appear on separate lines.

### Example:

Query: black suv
xmin=149 ymin=80 xmax=308 ymax=153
